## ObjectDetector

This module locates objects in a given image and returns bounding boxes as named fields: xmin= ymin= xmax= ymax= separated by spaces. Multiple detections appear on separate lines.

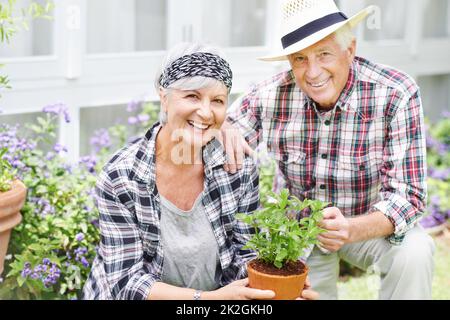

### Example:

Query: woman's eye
xmin=186 ymin=94 xmax=199 ymax=99
xmin=213 ymin=99 xmax=224 ymax=104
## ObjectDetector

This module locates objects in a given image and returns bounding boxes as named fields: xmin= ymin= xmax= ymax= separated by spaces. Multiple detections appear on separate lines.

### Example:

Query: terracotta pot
xmin=0 ymin=180 xmax=27 ymax=276
xmin=247 ymin=260 xmax=308 ymax=300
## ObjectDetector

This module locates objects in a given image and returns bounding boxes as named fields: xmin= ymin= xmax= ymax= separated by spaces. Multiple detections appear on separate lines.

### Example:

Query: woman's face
xmin=160 ymin=83 xmax=228 ymax=150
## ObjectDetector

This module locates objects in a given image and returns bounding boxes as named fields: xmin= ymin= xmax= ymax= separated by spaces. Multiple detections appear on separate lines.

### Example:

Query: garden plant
xmin=236 ymin=188 xmax=327 ymax=300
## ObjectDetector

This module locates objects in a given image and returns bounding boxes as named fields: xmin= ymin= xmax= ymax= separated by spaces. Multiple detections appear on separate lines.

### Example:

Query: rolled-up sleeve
xmin=96 ymin=170 xmax=158 ymax=300
xmin=373 ymin=89 xmax=427 ymax=245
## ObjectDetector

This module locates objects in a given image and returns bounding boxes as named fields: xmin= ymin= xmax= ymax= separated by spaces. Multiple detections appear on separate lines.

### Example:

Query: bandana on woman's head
xmin=159 ymin=52 xmax=233 ymax=91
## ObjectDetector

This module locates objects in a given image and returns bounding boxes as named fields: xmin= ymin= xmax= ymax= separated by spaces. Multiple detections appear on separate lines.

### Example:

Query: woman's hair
xmin=333 ymin=24 xmax=355 ymax=51
xmin=155 ymin=43 xmax=229 ymax=124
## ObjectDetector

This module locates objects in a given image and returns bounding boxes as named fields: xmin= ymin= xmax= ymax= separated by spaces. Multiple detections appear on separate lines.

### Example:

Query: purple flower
xmin=91 ymin=218 xmax=99 ymax=228
xmin=90 ymin=129 xmax=111 ymax=153
xmin=21 ymin=268 xmax=32 ymax=278
xmin=42 ymin=103 xmax=71 ymax=123
xmin=128 ymin=116 xmax=138 ymax=125
xmin=80 ymin=257 xmax=90 ymax=268
xmin=126 ymin=100 xmax=142 ymax=113
xmin=137 ymin=114 xmax=150 ymax=123
xmin=42 ymin=258 xmax=51 ymax=265
xmin=46 ymin=152 xmax=56 ymax=161
xmin=75 ymin=233 xmax=84 ymax=242
xmin=429 ymin=167 xmax=450 ymax=181
xmin=53 ymin=143 xmax=68 ymax=154
xmin=79 ymin=155 xmax=97 ymax=174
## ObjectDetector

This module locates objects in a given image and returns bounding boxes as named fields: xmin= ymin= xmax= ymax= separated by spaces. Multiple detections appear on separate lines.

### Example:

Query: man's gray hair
xmin=155 ymin=43 xmax=229 ymax=124
xmin=333 ymin=24 xmax=355 ymax=51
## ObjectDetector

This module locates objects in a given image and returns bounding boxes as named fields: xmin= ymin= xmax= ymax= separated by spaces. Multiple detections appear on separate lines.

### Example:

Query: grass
xmin=337 ymin=228 xmax=450 ymax=300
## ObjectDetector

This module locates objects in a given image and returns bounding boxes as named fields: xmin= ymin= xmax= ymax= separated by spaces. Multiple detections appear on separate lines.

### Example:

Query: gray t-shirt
xmin=159 ymin=193 xmax=221 ymax=291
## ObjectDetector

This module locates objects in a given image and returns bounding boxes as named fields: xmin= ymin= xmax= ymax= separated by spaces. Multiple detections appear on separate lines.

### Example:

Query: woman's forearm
xmin=147 ymin=282 xmax=219 ymax=300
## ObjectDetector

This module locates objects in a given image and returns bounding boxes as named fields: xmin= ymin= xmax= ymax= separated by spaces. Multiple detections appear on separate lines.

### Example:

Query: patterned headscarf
xmin=159 ymin=52 xmax=233 ymax=91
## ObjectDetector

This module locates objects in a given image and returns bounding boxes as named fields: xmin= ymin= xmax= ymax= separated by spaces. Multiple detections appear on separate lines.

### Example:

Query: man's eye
xmin=213 ymin=99 xmax=224 ymax=104
xmin=295 ymin=56 xmax=305 ymax=62
xmin=186 ymin=94 xmax=199 ymax=99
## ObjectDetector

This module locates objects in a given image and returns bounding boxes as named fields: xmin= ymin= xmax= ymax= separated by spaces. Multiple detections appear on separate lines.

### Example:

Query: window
xmin=363 ymin=0 xmax=407 ymax=41
xmin=0 ymin=0 xmax=54 ymax=57
xmin=201 ymin=0 xmax=268 ymax=47
xmin=86 ymin=0 xmax=167 ymax=54
xmin=423 ymin=0 xmax=450 ymax=38
xmin=417 ymin=74 xmax=450 ymax=123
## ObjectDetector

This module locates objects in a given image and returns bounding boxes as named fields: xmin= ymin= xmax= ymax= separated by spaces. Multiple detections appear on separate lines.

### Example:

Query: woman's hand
xmin=204 ymin=278 xmax=275 ymax=300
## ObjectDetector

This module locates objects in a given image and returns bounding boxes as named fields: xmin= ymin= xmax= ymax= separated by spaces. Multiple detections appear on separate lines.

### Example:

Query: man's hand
xmin=317 ymin=207 xmax=351 ymax=252
xmin=219 ymin=121 xmax=254 ymax=173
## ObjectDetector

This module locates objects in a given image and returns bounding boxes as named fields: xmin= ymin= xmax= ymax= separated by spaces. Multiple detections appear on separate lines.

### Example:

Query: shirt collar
xmin=130 ymin=122 xmax=227 ymax=189
xmin=335 ymin=59 xmax=359 ymax=112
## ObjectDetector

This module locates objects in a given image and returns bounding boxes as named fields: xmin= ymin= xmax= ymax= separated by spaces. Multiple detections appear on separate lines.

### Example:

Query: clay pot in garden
xmin=247 ymin=259 xmax=308 ymax=300
xmin=0 ymin=180 xmax=27 ymax=275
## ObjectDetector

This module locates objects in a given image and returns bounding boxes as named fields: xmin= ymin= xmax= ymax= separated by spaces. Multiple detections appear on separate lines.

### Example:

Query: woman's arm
xmin=148 ymin=279 xmax=275 ymax=300
xmin=95 ymin=169 xmax=159 ymax=300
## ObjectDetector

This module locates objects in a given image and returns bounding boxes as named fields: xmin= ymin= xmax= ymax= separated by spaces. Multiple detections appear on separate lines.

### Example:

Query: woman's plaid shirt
xmin=228 ymin=56 xmax=427 ymax=246
xmin=83 ymin=123 xmax=259 ymax=300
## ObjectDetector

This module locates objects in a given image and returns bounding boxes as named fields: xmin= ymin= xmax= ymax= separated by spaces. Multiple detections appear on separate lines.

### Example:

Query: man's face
xmin=288 ymin=33 xmax=356 ymax=110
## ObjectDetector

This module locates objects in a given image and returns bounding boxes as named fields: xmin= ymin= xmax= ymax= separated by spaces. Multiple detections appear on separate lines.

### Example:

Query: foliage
xmin=237 ymin=189 xmax=327 ymax=269
xmin=0 ymin=97 xmax=160 ymax=299
xmin=0 ymin=108 xmax=99 ymax=300
xmin=423 ymin=112 xmax=450 ymax=224
xmin=0 ymin=0 xmax=54 ymax=98
xmin=0 ymin=147 xmax=16 ymax=192
xmin=0 ymin=0 xmax=54 ymax=44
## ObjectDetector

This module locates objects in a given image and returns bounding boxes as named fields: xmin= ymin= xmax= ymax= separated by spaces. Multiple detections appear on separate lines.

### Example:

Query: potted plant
xmin=0 ymin=148 xmax=27 ymax=276
xmin=236 ymin=188 xmax=327 ymax=300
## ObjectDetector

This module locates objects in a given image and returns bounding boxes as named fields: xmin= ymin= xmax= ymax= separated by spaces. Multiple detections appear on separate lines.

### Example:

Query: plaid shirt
xmin=228 ymin=56 xmax=427 ymax=246
xmin=83 ymin=123 xmax=259 ymax=300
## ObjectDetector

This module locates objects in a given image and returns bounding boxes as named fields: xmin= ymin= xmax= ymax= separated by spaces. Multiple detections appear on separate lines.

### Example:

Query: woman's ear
xmin=159 ymin=87 xmax=168 ymax=113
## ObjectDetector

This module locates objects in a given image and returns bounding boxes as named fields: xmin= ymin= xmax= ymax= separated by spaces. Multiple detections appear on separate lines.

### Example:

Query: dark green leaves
xmin=236 ymin=188 xmax=328 ymax=269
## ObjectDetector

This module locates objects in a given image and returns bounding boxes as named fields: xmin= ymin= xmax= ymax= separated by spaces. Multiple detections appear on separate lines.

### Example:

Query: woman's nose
xmin=196 ymin=101 xmax=213 ymax=120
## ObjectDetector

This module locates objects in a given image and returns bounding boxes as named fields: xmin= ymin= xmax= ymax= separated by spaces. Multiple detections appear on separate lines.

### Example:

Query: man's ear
xmin=347 ymin=38 xmax=356 ymax=63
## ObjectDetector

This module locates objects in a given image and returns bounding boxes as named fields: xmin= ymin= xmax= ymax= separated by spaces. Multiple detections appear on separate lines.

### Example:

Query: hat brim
xmin=259 ymin=5 xmax=376 ymax=62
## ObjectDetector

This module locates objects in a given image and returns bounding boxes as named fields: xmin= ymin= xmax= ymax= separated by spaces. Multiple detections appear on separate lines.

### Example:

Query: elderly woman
xmin=83 ymin=43 xmax=316 ymax=300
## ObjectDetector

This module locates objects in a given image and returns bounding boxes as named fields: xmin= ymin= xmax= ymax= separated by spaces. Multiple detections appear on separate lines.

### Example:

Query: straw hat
xmin=260 ymin=0 xmax=375 ymax=61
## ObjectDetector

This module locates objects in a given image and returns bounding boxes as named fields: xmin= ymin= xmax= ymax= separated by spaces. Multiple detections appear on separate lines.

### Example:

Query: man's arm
xmin=221 ymin=91 xmax=263 ymax=173
xmin=317 ymin=208 xmax=394 ymax=252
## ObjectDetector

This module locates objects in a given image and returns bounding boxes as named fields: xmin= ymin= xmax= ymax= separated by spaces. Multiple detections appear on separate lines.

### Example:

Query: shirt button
xmin=320 ymin=184 xmax=326 ymax=190
xmin=359 ymin=164 xmax=366 ymax=171
xmin=324 ymin=120 xmax=331 ymax=126
xmin=321 ymin=154 xmax=328 ymax=160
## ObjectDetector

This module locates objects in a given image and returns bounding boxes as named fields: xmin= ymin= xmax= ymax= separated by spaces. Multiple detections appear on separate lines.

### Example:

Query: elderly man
xmin=221 ymin=0 xmax=434 ymax=299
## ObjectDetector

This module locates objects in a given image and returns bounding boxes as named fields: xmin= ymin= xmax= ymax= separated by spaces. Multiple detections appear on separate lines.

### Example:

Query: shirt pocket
xmin=275 ymin=148 xmax=309 ymax=190
xmin=337 ymin=155 xmax=381 ymax=190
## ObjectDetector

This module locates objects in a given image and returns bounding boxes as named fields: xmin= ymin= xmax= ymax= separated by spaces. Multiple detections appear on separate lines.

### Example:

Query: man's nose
xmin=305 ymin=60 xmax=322 ymax=80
